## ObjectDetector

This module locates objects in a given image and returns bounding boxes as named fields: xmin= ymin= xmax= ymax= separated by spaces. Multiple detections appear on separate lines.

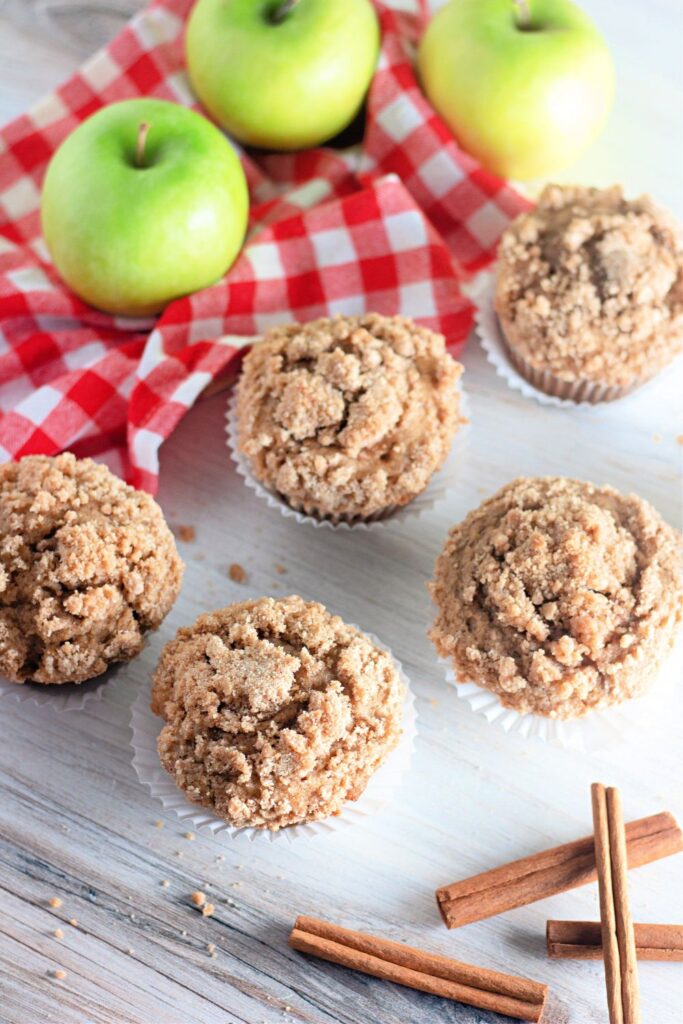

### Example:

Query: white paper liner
xmin=0 ymin=667 xmax=112 ymax=712
xmin=472 ymin=270 xmax=660 ymax=408
xmin=439 ymin=631 xmax=682 ymax=752
xmin=131 ymin=631 xmax=417 ymax=843
xmin=225 ymin=384 xmax=470 ymax=530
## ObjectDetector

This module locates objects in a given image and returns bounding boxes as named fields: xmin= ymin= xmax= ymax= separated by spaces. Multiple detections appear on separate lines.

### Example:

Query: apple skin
xmin=41 ymin=98 xmax=249 ymax=317
xmin=418 ymin=0 xmax=615 ymax=181
xmin=186 ymin=0 xmax=380 ymax=151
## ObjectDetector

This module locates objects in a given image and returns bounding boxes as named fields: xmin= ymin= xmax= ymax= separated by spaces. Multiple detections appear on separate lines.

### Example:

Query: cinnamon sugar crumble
xmin=236 ymin=314 xmax=464 ymax=522
xmin=429 ymin=477 xmax=683 ymax=719
xmin=176 ymin=525 xmax=196 ymax=543
xmin=152 ymin=596 xmax=404 ymax=830
xmin=495 ymin=185 xmax=683 ymax=389
xmin=0 ymin=454 xmax=183 ymax=685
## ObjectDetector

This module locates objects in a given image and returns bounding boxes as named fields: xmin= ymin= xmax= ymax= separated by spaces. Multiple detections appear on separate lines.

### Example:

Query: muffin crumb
xmin=229 ymin=563 xmax=246 ymax=584
xmin=190 ymin=891 xmax=206 ymax=907
xmin=177 ymin=525 xmax=196 ymax=542
xmin=51 ymin=969 xmax=67 ymax=981
xmin=53 ymin=928 xmax=64 ymax=940
xmin=48 ymin=897 xmax=62 ymax=909
xmin=201 ymin=903 xmax=216 ymax=918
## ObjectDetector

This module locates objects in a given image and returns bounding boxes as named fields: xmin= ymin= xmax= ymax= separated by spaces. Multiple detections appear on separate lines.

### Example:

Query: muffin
xmin=151 ymin=596 xmax=405 ymax=830
xmin=494 ymin=185 xmax=683 ymax=401
xmin=234 ymin=313 xmax=464 ymax=523
xmin=0 ymin=453 xmax=183 ymax=685
xmin=429 ymin=477 xmax=683 ymax=720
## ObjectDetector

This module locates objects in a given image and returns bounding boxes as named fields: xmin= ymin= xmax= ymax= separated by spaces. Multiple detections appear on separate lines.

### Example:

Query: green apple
xmin=41 ymin=98 xmax=249 ymax=316
xmin=186 ymin=0 xmax=380 ymax=150
xmin=418 ymin=0 xmax=615 ymax=180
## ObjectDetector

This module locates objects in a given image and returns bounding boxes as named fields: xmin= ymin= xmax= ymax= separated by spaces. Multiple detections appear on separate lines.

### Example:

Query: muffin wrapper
xmin=0 ymin=669 xmax=111 ymax=712
xmin=438 ymin=633 xmax=681 ymax=753
xmin=472 ymin=271 xmax=641 ymax=407
xmin=130 ymin=633 xmax=417 ymax=844
xmin=225 ymin=384 xmax=470 ymax=530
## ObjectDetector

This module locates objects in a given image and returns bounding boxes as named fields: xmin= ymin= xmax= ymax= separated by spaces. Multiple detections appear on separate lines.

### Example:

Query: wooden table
xmin=1 ymin=3 xmax=682 ymax=1023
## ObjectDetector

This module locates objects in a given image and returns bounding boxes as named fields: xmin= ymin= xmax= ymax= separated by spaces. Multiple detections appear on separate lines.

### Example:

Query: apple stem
xmin=512 ymin=0 xmax=532 ymax=29
xmin=269 ymin=0 xmax=299 ymax=24
xmin=135 ymin=122 xmax=151 ymax=168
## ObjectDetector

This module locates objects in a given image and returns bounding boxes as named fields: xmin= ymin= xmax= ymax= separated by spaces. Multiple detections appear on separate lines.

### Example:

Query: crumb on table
xmin=48 ymin=897 xmax=62 ymax=909
xmin=53 ymin=928 xmax=64 ymax=940
xmin=274 ymin=563 xmax=286 ymax=575
xmin=51 ymin=969 xmax=67 ymax=981
xmin=190 ymin=891 xmax=206 ymax=907
xmin=176 ymin=525 xmax=196 ymax=542
xmin=229 ymin=563 xmax=246 ymax=583
xmin=201 ymin=903 xmax=215 ymax=918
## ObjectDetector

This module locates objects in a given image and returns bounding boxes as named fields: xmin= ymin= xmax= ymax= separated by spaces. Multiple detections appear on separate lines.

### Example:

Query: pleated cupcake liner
xmin=225 ymin=384 xmax=470 ymax=530
xmin=0 ymin=668 xmax=112 ymax=712
xmin=438 ymin=633 xmax=681 ymax=753
xmin=130 ymin=631 xmax=417 ymax=844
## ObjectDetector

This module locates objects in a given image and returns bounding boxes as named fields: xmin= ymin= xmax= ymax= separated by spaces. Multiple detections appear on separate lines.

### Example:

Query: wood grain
xmin=1 ymin=1 xmax=683 ymax=1022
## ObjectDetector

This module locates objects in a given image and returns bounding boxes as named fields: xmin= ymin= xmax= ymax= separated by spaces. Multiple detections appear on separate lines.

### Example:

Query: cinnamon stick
xmin=592 ymin=784 xmax=641 ymax=1024
xmin=289 ymin=915 xmax=548 ymax=1022
xmin=547 ymin=921 xmax=683 ymax=961
xmin=436 ymin=811 xmax=682 ymax=929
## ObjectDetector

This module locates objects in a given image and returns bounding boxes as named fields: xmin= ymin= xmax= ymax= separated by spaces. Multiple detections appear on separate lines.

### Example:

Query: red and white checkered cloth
xmin=0 ymin=0 xmax=526 ymax=491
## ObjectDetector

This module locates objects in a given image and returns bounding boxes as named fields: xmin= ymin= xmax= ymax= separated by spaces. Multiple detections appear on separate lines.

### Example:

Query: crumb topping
xmin=0 ymin=454 xmax=183 ymax=685
xmin=236 ymin=314 xmax=464 ymax=522
xmin=152 ymin=596 xmax=404 ymax=830
xmin=429 ymin=477 xmax=683 ymax=719
xmin=495 ymin=185 xmax=683 ymax=388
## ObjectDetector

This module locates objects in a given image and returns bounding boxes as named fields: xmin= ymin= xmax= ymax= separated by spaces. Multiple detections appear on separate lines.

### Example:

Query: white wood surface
xmin=1 ymin=3 xmax=682 ymax=1023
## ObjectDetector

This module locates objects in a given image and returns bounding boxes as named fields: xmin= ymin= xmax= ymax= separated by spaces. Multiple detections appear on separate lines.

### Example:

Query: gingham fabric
xmin=0 ymin=0 xmax=526 ymax=491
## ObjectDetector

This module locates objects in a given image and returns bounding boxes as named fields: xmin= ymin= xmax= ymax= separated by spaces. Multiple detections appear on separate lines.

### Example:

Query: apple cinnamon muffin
xmin=234 ymin=313 xmax=464 ymax=523
xmin=429 ymin=477 xmax=683 ymax=719
xmin=0 ymin=453 xmax=183 ymax=685
xmin=495 ymin=184 xmax=683 ymax=401
xmin=151 ymin=596 xmax=405 ymax=830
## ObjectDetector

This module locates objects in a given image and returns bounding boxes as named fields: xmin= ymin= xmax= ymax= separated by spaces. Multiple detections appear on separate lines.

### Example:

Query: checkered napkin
xmin=0 ymin=0 xmax=526 ymax=491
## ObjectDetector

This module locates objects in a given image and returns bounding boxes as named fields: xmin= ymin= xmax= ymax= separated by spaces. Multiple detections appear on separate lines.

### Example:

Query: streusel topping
xmin=236 ymin=313 xmax=464 ymax=521
xmin=152 ymin=596 xmax=404 ymax=830
xmin=429 ymin=477 xmax=683 ymax=719
xmin=0 ymin=453 xmax=183 ymax=685
xmin=495 ymin=185 xmax=683 ymax=388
